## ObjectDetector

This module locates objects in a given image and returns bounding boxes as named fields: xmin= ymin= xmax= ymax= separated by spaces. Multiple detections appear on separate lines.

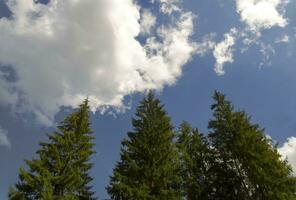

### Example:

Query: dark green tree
xmin=107 ymin=92 xmax=181 ymax=200
xmin=177 ymin=122 xmax=212 ymax=200
xmin=208 ymin=91 xmax=296 ymax=200
xmin=9 ymin=99 xmax=96 ymax=200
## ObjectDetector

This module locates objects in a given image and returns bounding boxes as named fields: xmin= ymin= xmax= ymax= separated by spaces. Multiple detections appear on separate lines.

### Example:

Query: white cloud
xmin=0 ymin=71 xmax=18 ymax=106
xmin=210 ymin=0 xmax=290 ymax=75
xmin=275 ymin=34 xmax=289 ymax=43
xmin=152 ymin=0 xmax=181 ymax=14
xmin=259 ymin=42 xmax=275 ymax=68
xmin=278 ymin=137 xmax=296 ymax=175
xmin=0 ymin=0 xmax=196 ymax=126
xmin=0 ymin=127 xmax=10 ymax=147
xmin=236 ymin=0 xmax=289 ymax=31
xmin=140 ymin=10 xmax=156 ymax=34
xmin=213 ymin=28 xmax=238 ymax=75
xmin=195 ymin=33 xmax=216 ymax=56
xmin=0 ymin=0 xmax=195 ymax=125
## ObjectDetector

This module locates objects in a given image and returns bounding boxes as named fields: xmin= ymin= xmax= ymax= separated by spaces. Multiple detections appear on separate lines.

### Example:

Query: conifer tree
xmin=177 ymin=122 xmax=212 ymax=200
xmin=107 ymin=92 xmax=181 ymax=200
xmin=208 ymin=91 xmax=296 ymax=200
xmin=9 ymin=99 xmax=96 ymax=200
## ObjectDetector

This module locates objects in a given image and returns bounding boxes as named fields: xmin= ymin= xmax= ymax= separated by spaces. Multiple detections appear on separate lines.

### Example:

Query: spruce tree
xmin=9 ymin=99 xmax=96 ymax=200
xmin=177 ymin=122 xmax=212 ymax=200
xmin=208 ymin=91 xmax=296 ymax=200
xmin=107 ymin=92 xmax=181 ymax=200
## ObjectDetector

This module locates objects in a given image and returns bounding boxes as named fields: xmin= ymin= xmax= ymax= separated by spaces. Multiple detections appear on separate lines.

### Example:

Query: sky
xmin=0 ymin=0 xmax=296 ymax=199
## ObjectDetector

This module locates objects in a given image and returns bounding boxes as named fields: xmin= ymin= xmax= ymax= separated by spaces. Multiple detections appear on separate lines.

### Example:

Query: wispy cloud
xmin=211 ymin=0 xmax=290 ymax=75
xmin=275 ymin=34 xmax=290 ymax=43
xmin=0 ymin=127 xmax=10 ymax=148
xmin=259 ymin=42 xmax=275 ymax=68
xmin=213 ymin=28 xmax=238 ymax=75
xmin=140 ymin=9 xmax=156 ymax=35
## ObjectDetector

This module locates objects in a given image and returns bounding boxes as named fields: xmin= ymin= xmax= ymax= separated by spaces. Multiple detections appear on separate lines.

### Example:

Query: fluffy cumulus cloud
xmin=278 ymin=137 xmax=296 ymax=175
xmin=0 ymin=126 xmax=10 ymax=147
xmin=236 ymin=0 xmax=288 ymax=31
xmin=0 ymin=0 xmax=196 ymax=125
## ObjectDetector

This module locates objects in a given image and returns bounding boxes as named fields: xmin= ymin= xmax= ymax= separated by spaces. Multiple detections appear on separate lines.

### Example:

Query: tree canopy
xmin=107 ymin=92 xmax=182 ymax=200
xmin=207 ymin=91 xmax=296 ymax=200
xmin=9 ymin=99 xmax=96 ymax=200
xmin=8 ymin=91 xmax=296 ymax=200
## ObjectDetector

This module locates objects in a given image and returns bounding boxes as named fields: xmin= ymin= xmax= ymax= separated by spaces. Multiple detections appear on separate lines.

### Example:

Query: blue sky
xmin=0 ymin=0 xmax=296 ymax=199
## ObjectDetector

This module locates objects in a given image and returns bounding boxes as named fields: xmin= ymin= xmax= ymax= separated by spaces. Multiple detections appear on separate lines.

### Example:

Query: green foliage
xmin=208 ymin=91 xmax=296 ymax=200
xmin=8 ymin=91 xmax=296 ymax=200
xmin=9 ymin=99 xmax=96 ymax=200
xmin=107 ymin=92 xmax=182 ymax=200
xmin=177 ymin=122 xmax=212 ymax=200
